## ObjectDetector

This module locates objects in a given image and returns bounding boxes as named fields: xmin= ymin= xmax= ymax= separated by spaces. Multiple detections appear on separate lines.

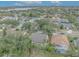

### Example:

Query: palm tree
xmin=21 ymin=21 xmax=37 ymax=56
xmin=35 ymin=19 xmax=56 ymax=44
xmin=21 ymin=22 xmax=32 ymax=56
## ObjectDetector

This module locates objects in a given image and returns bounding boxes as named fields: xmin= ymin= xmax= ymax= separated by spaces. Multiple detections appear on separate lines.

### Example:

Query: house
xmin=51 ymin=34 xmax=70 ymax=54
xmin=52 ymin=17 xmax=73 ymax=30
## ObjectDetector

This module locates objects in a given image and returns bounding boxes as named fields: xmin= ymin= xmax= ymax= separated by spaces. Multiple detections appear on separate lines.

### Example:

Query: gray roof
xmin=31 ymin=31 xmax=48 ymax=43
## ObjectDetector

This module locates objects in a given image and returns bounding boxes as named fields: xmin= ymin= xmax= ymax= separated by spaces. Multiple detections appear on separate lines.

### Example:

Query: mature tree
xmin=21 ymin=21 xmax=37 ymax=56
xmin=35 ymin=19 xmax=56 ymax=44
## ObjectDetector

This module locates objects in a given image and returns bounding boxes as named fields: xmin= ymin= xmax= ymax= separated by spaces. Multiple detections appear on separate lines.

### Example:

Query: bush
xmin=15 ymin=28 xmax=19 ymax=31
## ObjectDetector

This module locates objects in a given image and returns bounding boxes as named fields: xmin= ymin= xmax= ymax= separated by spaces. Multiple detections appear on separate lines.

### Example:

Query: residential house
xmin=52 ymin=17 xmax=73 ymax=30
xmin=51 ymin=34 xmax=70 ymax=54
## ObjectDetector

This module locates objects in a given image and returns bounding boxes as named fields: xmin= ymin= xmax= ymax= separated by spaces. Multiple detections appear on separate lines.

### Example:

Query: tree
xmin=21 ymin=21 xmax=37 ymax=56
xmin=2 ymin=27 xmax=7 ymax=37
xmin=60 ymin=25 xmax=64 ymax=29
xmin=64 ymin=14 xmax=78 ymax=30
xmin=35 ymin=19 xmax=56 ymax=44
xmin=66 ymin=36 xmax=79 ymax=57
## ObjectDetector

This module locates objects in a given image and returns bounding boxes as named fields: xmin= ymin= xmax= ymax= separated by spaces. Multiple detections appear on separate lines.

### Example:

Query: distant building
xmin=52 ymin=18 xmax=73 ymax=30
xmin=0 ymin=7 xmax=32 ymax=11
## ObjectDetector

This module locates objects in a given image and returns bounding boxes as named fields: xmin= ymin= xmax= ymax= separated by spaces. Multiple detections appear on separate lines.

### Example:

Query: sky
xmin=0 ymin=1 xmax=79 ymax=7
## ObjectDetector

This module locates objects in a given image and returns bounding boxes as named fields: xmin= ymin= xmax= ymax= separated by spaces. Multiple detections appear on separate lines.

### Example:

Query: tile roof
xmin=51 ymin=34 xmax=69 ymax=46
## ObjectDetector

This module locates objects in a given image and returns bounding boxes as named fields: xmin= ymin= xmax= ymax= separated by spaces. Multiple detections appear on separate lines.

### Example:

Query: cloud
xmin=15 ymin=2 xmax=25 ymax=6
xmin=50 ymin=1 xmax=61 ymax=6
xmin=15 ymin=1 xmax=42 ymax=6
xmin=15 ymin=1 xmax=61 ymax=6
xmin=51 ymin=1 xmax=60 ymax=3
xmin=24 ymin=1 xmax=42 ymax=4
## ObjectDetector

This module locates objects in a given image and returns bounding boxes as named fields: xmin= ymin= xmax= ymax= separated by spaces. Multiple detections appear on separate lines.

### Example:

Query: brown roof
xmin=51 ymin=35 xmax=69 ymax=46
